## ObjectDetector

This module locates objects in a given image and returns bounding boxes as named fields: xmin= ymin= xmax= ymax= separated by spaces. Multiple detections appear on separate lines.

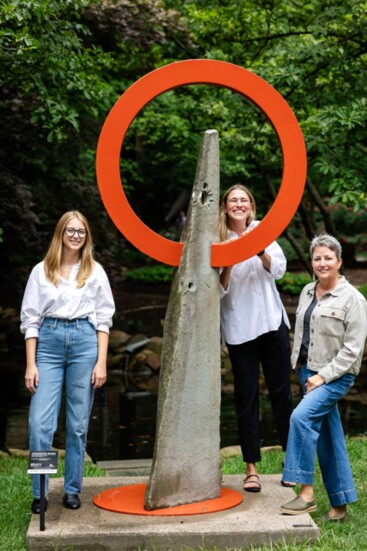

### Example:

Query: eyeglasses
xmin=64 ymin=227 xmax=87 ymax=238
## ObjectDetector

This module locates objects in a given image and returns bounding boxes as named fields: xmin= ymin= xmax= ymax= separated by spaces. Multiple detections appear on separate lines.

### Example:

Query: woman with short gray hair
xmin=310 ymin=234 xmax=342 ymax=260
xmin=280 ymin=234 xmax=367 ymax=521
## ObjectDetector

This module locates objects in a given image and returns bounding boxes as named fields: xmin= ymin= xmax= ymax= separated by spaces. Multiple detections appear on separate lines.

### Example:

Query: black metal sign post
xmin=28 ymin=451 xmax=58 ymax=531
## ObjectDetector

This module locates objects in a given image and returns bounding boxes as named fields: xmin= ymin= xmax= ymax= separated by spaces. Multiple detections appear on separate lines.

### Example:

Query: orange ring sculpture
xmin=96 ymin=59 xmax=307 ymax=267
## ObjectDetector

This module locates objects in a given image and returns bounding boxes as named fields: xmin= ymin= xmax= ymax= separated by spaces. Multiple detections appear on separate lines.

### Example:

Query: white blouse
xmin=20 ymin=261 xmax=115 ymax=339
xmin=220 ymin=221 xmax=290 ymax=345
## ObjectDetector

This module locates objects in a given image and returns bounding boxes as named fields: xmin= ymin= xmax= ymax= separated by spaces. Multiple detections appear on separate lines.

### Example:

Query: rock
xmin=145 ymin=353 xmax=161 ymax=371
xmin=108 ymin=330 xmax=131 ymax=351
xmin=144 ymin=340 xmax=162 ymax=355
xmin=150 ymin=336 xmax=163 ymax=345
xmin=220 ymin=446 xmax=241 ymax=459
xmin=260 ymin=445 xmax=283 ymax=452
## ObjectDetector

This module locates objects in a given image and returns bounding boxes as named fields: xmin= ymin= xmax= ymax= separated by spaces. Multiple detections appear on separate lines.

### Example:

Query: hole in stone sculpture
xmin=188 ymin=281 xmax=195 ymax=291
xmin=200 ymin=183 xmax=209 ymax=205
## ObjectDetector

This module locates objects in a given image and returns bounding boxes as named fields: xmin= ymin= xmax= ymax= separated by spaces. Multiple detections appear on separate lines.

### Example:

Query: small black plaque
xmin=28 ymin=451 xmax=58 ymax=474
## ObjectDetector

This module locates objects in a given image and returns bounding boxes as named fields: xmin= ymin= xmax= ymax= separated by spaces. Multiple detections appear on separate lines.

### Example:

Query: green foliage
xmin=119 ymin=0 xmax=367 ymax=258
xmin=221 ymin=448 xmax=284 ymax=476
xmin=117 ymin=247 xmax=151 ymax=268
xmin=276 ymin=237 xmax=299 ymax=264
xmin=358 ymin=285 xmax=367 ymax=300
xmin=0 ymin=0 xmax=113 ymax=141
xmin=125 ymin=264 xmax=175 ymax=284
xmin=0 ymin=0 xmax=194 ymax=302
xmin=1 ymin=0 xmax=367 ymax=302
xmin=330 ymin=203 xmax=367 ymax=249
xmin=277 ymin=272 xmax=312 ymax=295
xmin=52 ymin=458 xmax=106 ymax=479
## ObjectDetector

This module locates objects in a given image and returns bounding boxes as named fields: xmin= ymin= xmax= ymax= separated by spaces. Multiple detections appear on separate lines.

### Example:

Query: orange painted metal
xmin=93 ymin=483 xmax=243 ymax=516
xmin=96 ymin=59 xmax=307 ymax=267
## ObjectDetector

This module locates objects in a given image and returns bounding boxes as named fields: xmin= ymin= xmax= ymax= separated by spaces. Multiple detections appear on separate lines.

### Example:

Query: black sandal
xmin=243 ymin=474 xmax=261 ymax=493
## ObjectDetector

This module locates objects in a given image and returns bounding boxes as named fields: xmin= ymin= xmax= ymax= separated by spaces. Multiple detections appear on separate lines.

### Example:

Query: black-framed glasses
xmin=64 ymin=227 xmax=87 ymax=238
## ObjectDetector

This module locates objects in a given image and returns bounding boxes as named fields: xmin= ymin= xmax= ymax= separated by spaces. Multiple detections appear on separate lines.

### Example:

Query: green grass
xmin=1 ymin=438 xmax=367 ymax=550
xmin=0 ymin=457 xmax=105 ymax=551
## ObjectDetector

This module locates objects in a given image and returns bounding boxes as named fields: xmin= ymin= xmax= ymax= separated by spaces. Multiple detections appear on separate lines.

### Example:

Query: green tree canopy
xmin=1 ymin=0 xmax=365 ymax=303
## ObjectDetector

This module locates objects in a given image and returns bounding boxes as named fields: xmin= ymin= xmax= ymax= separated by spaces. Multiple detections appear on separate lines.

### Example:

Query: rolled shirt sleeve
xmin=95 ymin=265 xmax=115 ymax=334
xmin=20 ymin=264 xmax=49 ymax=339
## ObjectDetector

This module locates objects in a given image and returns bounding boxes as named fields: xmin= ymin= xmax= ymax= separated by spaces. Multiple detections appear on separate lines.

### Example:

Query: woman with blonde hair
xmin=21 ymin=211 xmax=115 ymax=513
xmin=220 ymin=184 xmax=293 ymax=492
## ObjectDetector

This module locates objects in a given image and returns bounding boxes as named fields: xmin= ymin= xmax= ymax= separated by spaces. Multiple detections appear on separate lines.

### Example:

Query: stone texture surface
xmin=27 ymin=475 xmax=320 ymax=551
xmin=144 ymin=129 xmax=222 ymax=510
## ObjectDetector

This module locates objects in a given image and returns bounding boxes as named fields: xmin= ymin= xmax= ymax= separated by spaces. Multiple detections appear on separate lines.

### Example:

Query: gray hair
xmin=310 ymin=234 xmax=342 ymax=260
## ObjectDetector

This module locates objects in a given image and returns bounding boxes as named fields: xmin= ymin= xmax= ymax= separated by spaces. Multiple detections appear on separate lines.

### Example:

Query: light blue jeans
xmin=29 ymin=318 xmax=97 ymax=498
xmin=282 ymin=364 xmax=357 ymax=507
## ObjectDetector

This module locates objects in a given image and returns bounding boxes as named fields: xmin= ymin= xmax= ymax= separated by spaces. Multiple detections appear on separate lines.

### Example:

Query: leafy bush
xmin=358 ymin=284 xmax=367 ymax=300
xmin=277 ymin=236 xmax=300 ymax=263
xmin=330 ymin=203 xmax=367 ymax=250
xmin=125 ymin=264 xmax=175 ymax=284
xmin=277 ymin=272 xmax=312 ymax=295
xmin=118 ymin=247 xmax=151 ymax=268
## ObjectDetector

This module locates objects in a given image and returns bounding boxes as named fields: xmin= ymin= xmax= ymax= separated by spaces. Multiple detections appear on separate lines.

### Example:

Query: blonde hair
xmin=219 ymin=184 xmax=256 ymax=242
xmin=44 ymin=211 xmax=95 ymax=288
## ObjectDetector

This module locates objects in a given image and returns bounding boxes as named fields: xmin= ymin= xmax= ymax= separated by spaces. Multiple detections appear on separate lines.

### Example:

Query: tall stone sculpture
xmin=144 ymin=129 xmax=222 ymax=510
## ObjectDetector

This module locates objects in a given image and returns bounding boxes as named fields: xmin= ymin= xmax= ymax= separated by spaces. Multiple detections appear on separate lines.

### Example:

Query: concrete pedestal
xmin=27 ymin=475 xmax=320 ymax=551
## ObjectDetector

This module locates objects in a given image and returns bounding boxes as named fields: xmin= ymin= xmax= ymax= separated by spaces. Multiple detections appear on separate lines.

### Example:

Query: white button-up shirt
xmin=20 ymin=261 xmax=115 ymax=339
xmin=220 ymin=222 xmax=289 ymax=345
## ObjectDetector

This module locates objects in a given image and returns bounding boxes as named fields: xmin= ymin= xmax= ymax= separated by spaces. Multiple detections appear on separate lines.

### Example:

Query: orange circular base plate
xmin=93 ymin=484 xmax=243 ymax=516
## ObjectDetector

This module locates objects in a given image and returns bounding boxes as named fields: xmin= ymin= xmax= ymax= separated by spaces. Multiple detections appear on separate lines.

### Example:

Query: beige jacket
xmin=291 ymin=276 xmax=367 ymax=384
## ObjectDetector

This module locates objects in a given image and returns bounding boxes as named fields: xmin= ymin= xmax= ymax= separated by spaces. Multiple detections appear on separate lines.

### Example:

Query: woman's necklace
xmin=61 ymin=256 xmax=80 ymax=274
xmin=61 ymin=264 xmax=74 ymax=273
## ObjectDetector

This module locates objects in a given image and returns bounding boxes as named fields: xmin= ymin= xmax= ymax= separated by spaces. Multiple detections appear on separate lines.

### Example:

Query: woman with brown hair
xmin=220 ymin=184 xmax=293 ymax=492
xmin=21 ymin=211 xmax=115 ymax=513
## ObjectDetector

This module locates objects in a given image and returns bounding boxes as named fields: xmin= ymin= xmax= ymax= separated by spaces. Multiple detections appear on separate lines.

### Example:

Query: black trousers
xmin=226 ymin=319 xmax=293 ymax=463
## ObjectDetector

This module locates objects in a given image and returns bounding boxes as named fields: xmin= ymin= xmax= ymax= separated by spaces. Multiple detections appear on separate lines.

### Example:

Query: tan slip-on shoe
xmin=280 ymin=495 xmax=317 ymax=515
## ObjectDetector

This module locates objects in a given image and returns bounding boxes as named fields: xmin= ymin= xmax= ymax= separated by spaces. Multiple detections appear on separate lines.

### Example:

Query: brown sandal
xmin=243 ymin=474 xmax=261 ymax=493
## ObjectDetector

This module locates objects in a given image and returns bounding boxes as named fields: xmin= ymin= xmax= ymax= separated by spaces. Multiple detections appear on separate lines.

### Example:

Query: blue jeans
xmin=282 ymin=364 xmax=357 ymax=507
xmin=29 ymin=318 xmax=97 ymax=498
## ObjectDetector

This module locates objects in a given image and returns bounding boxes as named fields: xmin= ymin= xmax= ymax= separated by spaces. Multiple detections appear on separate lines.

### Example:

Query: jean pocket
xmin=79 ymin=321 xmax=97 ymax=337
xmin=39 ymin=320 xmax=55 ymax=339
